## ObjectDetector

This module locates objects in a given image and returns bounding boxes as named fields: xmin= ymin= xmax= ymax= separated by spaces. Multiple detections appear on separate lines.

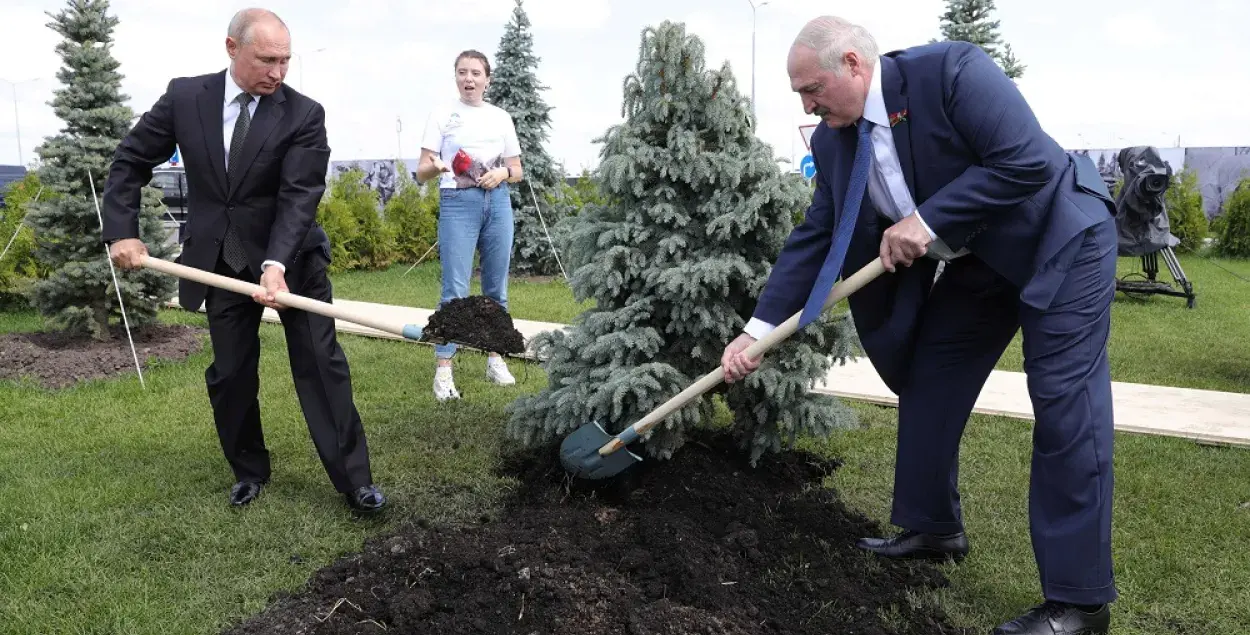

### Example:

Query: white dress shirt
xmin=743 ymin=58 xmax=966 ymax=340
xmin=223 ymin=72 xmax=285 ymax=274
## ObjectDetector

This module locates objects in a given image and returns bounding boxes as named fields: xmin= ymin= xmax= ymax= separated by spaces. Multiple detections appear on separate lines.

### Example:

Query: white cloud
xmin=525 ymin=0 xmax=611 ymax=30
xmin=1103 ymin=13 xmax=1168 ymax=46
xmin=391 ymin=0 xmax=610 ymax=30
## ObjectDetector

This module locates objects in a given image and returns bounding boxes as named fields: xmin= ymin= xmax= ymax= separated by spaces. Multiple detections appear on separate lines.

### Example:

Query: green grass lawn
xmin=996 ymin=254 xmax=1250 ymax=391
xmin=0 ymin=253 xmax=1247 ymax=634
xmin=0 ymin=308 xmax=545 ymax=633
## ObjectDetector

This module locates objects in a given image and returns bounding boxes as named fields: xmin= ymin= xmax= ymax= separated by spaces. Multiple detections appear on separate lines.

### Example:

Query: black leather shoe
xmin=855 ymin=529 xmax=969 ymax=562
xmin=346 ymin=484 xmax=386 ymax=514
xmin=229 ymin=480 xmax=265 ymax=507
xmin=992 ymin=601 xmax=1110 ymax=634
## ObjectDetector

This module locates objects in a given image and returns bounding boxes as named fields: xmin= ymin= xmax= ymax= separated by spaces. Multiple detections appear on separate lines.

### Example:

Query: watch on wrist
xmin=505 ymin=166 xmax=513 ymax=179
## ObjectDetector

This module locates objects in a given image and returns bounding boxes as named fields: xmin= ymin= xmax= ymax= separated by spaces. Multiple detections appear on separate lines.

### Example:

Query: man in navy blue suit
xmin=722 ymin=16 xmax=1118 ymax=635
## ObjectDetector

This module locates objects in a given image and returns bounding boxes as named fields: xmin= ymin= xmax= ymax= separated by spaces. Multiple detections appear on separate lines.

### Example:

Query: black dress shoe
xmin=229 ymin=480 xmax=265 ymax=507
xmin=855 ymin=529 xmax=969 ymax=562
xmin=992 ymin=601 xmax=1110 ymax=635
xmin=346 ymin=484 xmax=386 ymax=514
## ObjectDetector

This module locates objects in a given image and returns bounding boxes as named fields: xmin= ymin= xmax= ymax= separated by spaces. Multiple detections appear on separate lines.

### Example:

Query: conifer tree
xmin=506 ymin=21 xmax=858 ymax=464
xmin=484 ymin=0 xmax=568 ymax=277
xmin=24 ymin=0 xmax=176 ymax=340
xmin=935 ymin=0 xmax=1025 ymax=79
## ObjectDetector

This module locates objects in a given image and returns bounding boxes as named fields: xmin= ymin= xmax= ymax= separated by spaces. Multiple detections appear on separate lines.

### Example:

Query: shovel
xmin=141 ymin=255 xmax=434 ymax=344
xmin=559 ymin=257 xmax=888 ymax=480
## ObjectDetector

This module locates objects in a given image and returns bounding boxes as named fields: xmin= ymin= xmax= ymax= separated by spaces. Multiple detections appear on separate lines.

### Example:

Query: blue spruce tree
xmin=934 ymin=0 xmax=1025 ymax=79
xmin=484 ymin=0 xmax=568 ymax=278
xmin=506 ymin=21 xmax=858 ymax=464
xmin=25 ymin=0 xmax=176 ymax=340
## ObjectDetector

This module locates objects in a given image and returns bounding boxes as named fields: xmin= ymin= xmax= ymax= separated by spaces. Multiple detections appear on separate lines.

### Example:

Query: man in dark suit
xmin=722 ymin=16 xmax=1117 ymax=635
xmin=102 ymin=8 xmax=385 ymax=514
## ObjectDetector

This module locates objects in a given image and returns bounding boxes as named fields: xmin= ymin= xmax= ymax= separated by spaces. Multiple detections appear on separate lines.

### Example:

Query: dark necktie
xmin=222 ymin=92 xmax=252 ymax=273
xmin=799 ymin=117 xmax=874 ymax=328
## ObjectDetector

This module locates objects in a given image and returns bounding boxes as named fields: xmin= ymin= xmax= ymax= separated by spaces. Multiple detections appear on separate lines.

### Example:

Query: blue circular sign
xmin=800 ymin=154 xmax=815 ymax=180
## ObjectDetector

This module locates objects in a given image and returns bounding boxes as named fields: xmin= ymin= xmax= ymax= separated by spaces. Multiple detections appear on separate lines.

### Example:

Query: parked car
xmin=149 ymin=166 xmax=187 ymax=221
xmin=147 ymin=166 xmax=188 ymax=246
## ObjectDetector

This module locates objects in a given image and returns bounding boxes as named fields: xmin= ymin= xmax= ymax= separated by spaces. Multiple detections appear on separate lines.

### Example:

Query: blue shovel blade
xmin=559 ymin=421 xmax=643 ymax=480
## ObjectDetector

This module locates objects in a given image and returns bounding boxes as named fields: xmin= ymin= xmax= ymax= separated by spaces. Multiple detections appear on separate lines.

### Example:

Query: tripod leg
xmin=1142 ymin=252 xmax=1159 ymax=282
xmin=1161 ymin=246 xmax=1196 ymax=308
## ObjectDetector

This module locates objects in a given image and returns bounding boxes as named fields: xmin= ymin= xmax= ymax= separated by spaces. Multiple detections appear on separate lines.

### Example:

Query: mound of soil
xmin=0 ymin=323 xmax=205 ymax=389
xmin=224 ymin=433 xmax=969 ymax=635
xmin=420 ymin=295 xmax=526 ymax=355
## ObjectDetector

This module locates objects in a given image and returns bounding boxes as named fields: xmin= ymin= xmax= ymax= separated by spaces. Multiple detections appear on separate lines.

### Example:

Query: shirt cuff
xmin=912 ymin=210 xmax=938 ymax=240
xmin=743 ymin=317 xmax=776 ymax=340
xmin=261 ymin=260 xmax=285 ymax=273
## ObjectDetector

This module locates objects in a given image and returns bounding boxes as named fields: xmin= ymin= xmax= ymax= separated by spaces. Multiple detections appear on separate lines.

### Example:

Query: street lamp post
xmin=746 ymin=0 xmax=770 ymax=122
xmin=11 ymin=83 xmax=21 ymax=166
xmin=1 ymin=77 xmax=43 ymax=166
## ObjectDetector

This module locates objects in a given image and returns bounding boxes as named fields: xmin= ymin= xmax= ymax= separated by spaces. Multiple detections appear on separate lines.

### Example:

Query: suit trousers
xmin=202 ymin=247 xmax=373 ymax=493
xmin=888 ymin=217 xmax=1118 ymax=605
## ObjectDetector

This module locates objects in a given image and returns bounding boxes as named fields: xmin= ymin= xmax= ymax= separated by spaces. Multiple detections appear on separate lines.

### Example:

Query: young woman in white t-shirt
xmin=417 ymin=49 xmax=524 ymax=402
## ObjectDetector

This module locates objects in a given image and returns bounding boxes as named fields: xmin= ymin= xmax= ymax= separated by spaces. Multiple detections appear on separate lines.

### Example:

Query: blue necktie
xmin=799 ymin=117 xmax=874 ymax=328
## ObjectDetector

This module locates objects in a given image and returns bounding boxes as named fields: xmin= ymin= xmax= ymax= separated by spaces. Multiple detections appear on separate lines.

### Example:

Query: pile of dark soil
xmin=224 ymin=432 xmax=969 ymax=635
xmin=420 ymin=295 xmax=526 ymax=355
xmin=0 ymin=323 xmax=205 ymax=389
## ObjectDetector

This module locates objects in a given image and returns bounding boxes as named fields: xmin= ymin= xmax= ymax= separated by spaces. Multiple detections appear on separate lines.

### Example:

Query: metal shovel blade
xmin=558 ymin=421 xmax=643 ymax=480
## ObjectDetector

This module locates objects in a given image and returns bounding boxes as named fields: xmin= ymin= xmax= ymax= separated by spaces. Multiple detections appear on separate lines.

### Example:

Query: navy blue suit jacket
xmin=753 ymin=42 xmax=1116 ymax=394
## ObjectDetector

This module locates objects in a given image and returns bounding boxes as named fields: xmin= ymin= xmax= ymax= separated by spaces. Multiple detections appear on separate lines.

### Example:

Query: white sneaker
xmin=486 ymin=356 xmax=516 ymax=385
xmin=433 ymin=366 xmax=460 ymax=401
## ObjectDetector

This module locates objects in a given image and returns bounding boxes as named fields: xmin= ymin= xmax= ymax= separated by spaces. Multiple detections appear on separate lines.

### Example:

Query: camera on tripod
xmin=1112 ymin=146 xmax=1196 ymax=308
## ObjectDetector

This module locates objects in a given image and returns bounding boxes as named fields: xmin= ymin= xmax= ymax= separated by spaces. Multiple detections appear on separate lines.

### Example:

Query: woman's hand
xmin=477 ymin=167 xmax=508 ymax=189
xmin=417 ymin=149 xmax=450 ymax=184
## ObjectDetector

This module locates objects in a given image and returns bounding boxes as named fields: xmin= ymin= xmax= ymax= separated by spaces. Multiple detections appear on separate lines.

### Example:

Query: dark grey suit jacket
xmin=102 ymin=69 xmax=332 ymax=310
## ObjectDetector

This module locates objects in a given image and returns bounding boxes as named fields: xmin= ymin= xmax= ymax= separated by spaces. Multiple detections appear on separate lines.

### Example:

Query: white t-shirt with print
xmin=421 ymin=100 xmax=521 ymax=189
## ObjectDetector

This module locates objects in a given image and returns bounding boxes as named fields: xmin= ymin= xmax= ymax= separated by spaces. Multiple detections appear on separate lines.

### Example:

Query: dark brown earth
xmin=0 ymin=323 xmax=205 ymax=388
xmin=420 ymin=295 xmax=527 ymax=355
xmin=223 ymin=431 xmax=970 ymax=635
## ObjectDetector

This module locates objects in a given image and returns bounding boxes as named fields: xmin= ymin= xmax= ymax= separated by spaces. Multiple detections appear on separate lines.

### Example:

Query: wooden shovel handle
xmin=141 ymin=255 xmax=423 ymax=340
xmin=599 ymin=257 xmax=887 ymax=456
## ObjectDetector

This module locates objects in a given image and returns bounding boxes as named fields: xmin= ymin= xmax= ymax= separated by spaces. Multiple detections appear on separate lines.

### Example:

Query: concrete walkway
xmin=171 ymin=296 xmax=1250 ymax=449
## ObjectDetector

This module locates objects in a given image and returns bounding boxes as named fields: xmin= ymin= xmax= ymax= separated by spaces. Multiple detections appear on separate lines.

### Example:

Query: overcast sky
xmin=0 ymin=0 xmax=1243 ymax=173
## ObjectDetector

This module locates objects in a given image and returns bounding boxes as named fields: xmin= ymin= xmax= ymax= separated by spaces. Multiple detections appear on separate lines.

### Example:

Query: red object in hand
xmin=451 ymin=149 xmax=473 ymax=176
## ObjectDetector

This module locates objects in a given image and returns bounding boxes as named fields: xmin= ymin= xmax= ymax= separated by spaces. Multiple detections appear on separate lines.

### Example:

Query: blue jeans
xmin=435 ymin=184 xmax=513 ymax=359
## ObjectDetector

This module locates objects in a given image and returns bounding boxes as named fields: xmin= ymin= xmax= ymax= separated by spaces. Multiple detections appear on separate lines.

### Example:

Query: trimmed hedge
xmin=1215 ymin=177 xmax=1250 ymax=258
xmin=1165 ymin=169 xmax=1208 ymax=252
xmin=384 ymin=161 xmax=440 ymax=264
xmin=316 ymin=167 xmax=397 ymax=273
xmin=0 ymin=171 xmax=54 ymax=306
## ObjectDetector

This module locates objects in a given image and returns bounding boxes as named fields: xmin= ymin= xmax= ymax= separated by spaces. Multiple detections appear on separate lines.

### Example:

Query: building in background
xmin=1070 ymin=146 xmax=1250 ymax=219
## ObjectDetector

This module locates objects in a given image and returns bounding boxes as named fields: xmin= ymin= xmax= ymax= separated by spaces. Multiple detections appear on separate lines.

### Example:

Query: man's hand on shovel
xmin=109 ymin=238 xmax=147 ymax=270
xmin=254 ymin=266 xmax=289 ymax=311
xmin=722 ymin=333 xmax=761 ymax=383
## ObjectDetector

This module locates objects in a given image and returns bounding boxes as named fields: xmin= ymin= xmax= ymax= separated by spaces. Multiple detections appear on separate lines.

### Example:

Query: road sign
xmin=799 ymin=154 xmax=815 ymax=180
xmin=169 ymin=146 xmax=180 ymax=166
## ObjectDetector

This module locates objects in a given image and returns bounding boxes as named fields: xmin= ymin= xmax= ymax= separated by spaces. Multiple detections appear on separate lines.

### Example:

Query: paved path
xmin=171 ymin=297 xmax=1250 ymax=449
